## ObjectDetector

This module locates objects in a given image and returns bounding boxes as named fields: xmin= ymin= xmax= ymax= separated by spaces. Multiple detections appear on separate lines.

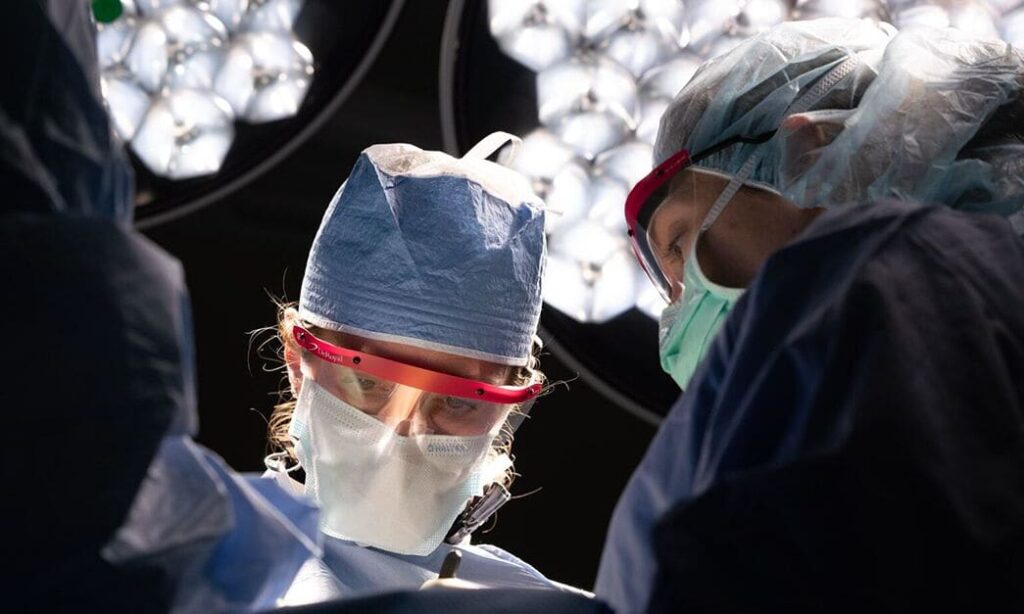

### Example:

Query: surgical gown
xmin=596 ymin=199 xmax=1024 ymax=613
xmin=266 ymin=468 xmax=589 ymax=605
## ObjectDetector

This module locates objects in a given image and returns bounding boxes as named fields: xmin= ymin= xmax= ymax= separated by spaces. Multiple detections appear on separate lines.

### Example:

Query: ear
xmin=780 ymin=113 xmax=828 ymax=155
xmin=284 ymin=342 xmax=303 ymax=397
xmin=779 ymin=111 xmax=849 ymax=186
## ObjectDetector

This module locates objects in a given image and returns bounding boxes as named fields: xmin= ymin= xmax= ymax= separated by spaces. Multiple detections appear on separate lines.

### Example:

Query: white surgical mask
xmin=289 ymin=379 xmax=500 ymax=556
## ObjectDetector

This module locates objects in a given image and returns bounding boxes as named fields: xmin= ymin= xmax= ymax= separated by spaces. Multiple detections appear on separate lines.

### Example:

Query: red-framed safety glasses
xmin=292 ymin=326 xmax=542 ymax=405
xmin=625 ymin=149 xmax=693 ymax=303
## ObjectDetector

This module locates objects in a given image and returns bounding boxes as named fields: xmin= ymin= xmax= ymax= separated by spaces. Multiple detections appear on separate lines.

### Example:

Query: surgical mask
xmin=659 ymin=237 xmax=744 ymax=389
xmin=289 ymin=379 xmax=502 ymax=556
xmin=655 ymin=140 xmax=758 ymax=391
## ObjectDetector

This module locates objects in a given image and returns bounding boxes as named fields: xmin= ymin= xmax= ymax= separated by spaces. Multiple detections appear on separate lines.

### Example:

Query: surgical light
xmin=500 ymin=128 xmax=578 ymax=198
xmin=638 ymin=53 xmax=703 ymax=99
xmin=595 ymin=140 xmax=654 ymax=188
xmin=948 ymin=1 xmax=1001 ymax=39
xmin=215 ymin=32 xmax=314 ymax=122
xmin=242 ymin=0 xmax=304 ymax=32
xmin=544 ymin=160 xmax=590 ymax=234
xmin=735 ymin=0 xmax=790 ymax=34
xmin=132 ymin=88 xmax=235 ymax=179
xmin=100 ymin=75 xmax=151 ymax=140
xmin=685 ymin=0 xmax=743 ymax=55
xmin=638 ymin=0 xmax=688 ymax=44
xmin=793 ymin=0 xmax=888 ymax=20
xmin=587 ymin=172 xmax=631 ymax=232
xmin=207 ymin=0 xmax=250 ymax=31
xmin=545 ymin=222 xmax=637 ymax=323
xmin=599 ymin=13 xmax=679 ymax=78
xmin=584 ymin=0 xmax=635 ymax=40
xmin=635 ymin=96 xmax=669 ymax=145
xmin=94 ymin=0 xmax=314 ymax=180
xmin=488 ymin=0 xmax=582 ymax=71
xmin=537 ymin=55 xmax=638 ymax=158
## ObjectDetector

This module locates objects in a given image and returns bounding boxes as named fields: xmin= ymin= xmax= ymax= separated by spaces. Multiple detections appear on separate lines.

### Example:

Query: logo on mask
xmin=427 ymin=440 xmax=471 ymax=455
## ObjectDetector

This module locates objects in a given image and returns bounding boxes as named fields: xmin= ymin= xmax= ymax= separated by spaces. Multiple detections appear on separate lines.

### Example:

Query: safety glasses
xmin=292 ymin=326 xmax=542 ymax=436
xmin=625 ymin=132 xmax=776 ymax=303
xmin=625 ymin=149 xmax=693 ymax=302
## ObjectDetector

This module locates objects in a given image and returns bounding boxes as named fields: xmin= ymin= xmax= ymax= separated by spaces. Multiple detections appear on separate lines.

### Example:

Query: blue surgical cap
xmin=300 ymin=135 xmax=546 ymax=366
xmin=655 ymin=17 xmax=1024 ymax=235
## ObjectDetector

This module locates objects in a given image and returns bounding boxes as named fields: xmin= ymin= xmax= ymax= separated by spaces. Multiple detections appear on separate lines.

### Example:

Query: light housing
xmin=95 ymin=0 xmax=314 ymax=180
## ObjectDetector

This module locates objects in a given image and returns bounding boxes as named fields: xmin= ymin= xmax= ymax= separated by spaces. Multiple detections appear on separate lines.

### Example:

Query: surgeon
xmin=261 ymin=135 xmax=586 ymax=603
xmin=597 ymin=18 xmax=1024 ymax=613
xmin=5 ymin=1 xmax=320 ymax=610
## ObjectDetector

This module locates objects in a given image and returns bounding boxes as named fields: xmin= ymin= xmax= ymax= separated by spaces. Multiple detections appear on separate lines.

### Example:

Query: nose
xmin=373 ymin=386 xmax=425 ymax=435
xmin=391 ymin=419 xmax=413 ymax=437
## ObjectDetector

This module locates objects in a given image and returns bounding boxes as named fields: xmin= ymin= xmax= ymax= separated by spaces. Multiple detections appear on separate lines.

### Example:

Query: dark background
xmin=145 ymin=0 xmax=659 ymax=590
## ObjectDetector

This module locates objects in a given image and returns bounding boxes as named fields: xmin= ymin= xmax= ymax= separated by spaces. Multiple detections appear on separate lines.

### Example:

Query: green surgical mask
xmin=658 ymin=238 xmax=744 ymax=389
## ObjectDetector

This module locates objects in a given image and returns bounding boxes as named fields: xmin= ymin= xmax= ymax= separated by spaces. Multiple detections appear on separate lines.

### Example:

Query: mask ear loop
xmin=264 ymin=451 xmax=302 ymax=473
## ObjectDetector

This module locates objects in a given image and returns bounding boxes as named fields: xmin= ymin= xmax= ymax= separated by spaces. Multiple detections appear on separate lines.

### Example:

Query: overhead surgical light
xmin=488 ymin=0 xmax=579 ymax=71
xmin=542 ymin=160 xmax=590 ymax=234
xmin=536 ymin=55 xmax=638 ymax=159
xmin=545 ymin=221 xmax=638 ymax=323
xmin=599 ymin=12 xmax=679 ymax=78
xmin=94 ymin=0 xmax=315 ymax=180
xmin=131 ymin=88 xmax=235 ymax=179
xmin=91 ymin=0 xmax=403 ymax=225
xmin=685 ymin=0 xmax=743 ymax=54
xmin=890 ymin=1 xmax=1013 ymax=39
xmin=100 ymin=75 xmax=151 ymax=141
xmin=214 ymin=31 xmax=314 ymax=122
xmin=735 ymin=0 xmax=790 ymax=34
xmin=792 ymin=0 xmax=889 ymax=20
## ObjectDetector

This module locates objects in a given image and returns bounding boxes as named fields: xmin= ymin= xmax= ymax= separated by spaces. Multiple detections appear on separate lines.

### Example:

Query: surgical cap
xmin=300 ymin=135 xmax=546 ymax=367
xmin=655 ymin=17 xmax=1024 ymax=234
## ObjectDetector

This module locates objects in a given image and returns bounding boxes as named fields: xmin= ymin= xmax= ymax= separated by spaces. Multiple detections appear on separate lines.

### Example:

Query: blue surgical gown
xmin=596 ymin=199 xmax=1024 ymax=613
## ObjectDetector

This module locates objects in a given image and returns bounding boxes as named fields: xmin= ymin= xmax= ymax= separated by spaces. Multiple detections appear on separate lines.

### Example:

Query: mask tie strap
xmin=462 ymin=131 xmax=522 ymax=163
xmin=697 ymin=55 xmax=862 ymax=236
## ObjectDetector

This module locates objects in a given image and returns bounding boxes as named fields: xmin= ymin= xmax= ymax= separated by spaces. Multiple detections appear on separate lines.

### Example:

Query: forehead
xmin=309 ymin=327 xmax=513 ymax=384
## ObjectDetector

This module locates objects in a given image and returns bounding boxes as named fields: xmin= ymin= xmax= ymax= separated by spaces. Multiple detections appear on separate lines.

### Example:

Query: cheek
xmin=698 ymin=228 xmax=737 ymax=282
xmin=698 ymin=201 xmax=761 ymax=287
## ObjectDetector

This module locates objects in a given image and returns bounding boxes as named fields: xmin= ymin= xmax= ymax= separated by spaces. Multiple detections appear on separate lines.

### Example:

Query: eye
xmin=356 ymin=376 xmax=378 ymax=392
xmin=443 ymin=397 xmax=479 ymax=413
xmin=666 ymin=234 xmax=685 ymax=261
